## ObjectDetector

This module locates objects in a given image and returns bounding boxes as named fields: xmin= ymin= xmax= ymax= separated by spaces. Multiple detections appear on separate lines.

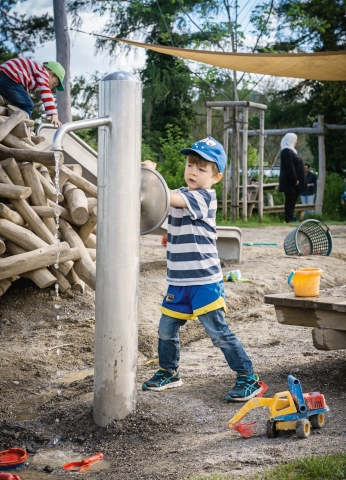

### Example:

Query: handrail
xmin=50 ymin=116 xmax=112 ymax=151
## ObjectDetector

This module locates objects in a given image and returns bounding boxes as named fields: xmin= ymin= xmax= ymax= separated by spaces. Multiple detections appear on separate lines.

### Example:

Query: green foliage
xmin=323 ymin=172 xmax=346 ymax=220
xmin=141 ymin=141 xmax=157 ymax=161
xmin=156 ymin=124 xmax=191 ymax=190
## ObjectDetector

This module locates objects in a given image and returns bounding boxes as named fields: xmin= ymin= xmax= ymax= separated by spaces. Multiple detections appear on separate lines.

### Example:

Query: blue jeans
xmin=301 ymin=194 xmax=315 ymax=216
xmin=158 ymin=309 xmax=254 ymax=376
xmin=0 ymin=74 xmax=34 ymax=116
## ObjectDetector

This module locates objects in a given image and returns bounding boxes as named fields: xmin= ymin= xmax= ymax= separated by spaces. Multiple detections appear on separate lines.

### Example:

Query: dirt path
xmin=0 ymin=225 xmax=345 ymax=479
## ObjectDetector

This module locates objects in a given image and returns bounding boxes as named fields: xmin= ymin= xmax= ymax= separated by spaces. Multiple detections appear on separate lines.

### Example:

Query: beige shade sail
xmin=113 ymin=38 xmax=346 ymax=81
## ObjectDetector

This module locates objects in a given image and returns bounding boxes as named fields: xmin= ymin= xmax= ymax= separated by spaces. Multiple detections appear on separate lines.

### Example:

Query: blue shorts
xmin=161 ymin=281 xmax=227 ymax=320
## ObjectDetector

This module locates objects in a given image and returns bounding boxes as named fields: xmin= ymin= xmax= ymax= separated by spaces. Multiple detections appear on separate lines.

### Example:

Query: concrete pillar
xmin=94 ymin=71 xmax=142 ymax=426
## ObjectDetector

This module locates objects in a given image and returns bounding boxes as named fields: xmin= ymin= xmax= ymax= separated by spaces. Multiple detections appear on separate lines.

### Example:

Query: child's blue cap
xmin=180 ymin=137 xmax=227 ymax=173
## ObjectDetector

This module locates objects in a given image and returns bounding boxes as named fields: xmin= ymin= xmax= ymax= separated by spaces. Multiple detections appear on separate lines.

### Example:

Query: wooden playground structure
xmin=206 ymin=102 xmax=346 ymax=222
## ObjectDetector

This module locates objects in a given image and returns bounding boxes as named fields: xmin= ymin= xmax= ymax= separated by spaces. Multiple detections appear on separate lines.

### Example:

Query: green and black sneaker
xmin=142 ymin=368 xmax=182 ymax=392
xmin=226 ymin=374 xmax=262 ymax=402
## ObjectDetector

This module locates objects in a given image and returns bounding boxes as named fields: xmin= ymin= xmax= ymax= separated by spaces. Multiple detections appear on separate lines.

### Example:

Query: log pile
xmin=0 ymin=101 xmax=97 ymax=297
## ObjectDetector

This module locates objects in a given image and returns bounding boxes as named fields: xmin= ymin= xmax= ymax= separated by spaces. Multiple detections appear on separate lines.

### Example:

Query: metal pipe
xmin=94 ymin=71 xmax=142 ymax=426
xmin=51 ymin=116 xmax=111 ymax=151
xmin=36 ymin=123 xmax=98 ymax=158
xmin=206 ymin=100 xmax=267 ymax=110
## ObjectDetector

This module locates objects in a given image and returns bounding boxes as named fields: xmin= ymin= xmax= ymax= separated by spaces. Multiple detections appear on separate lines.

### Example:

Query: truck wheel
xmin=296 ymin=419 xmax=311 ymax=438
xmin=266 ymin=420 xmax=280 ymax=438
xmin=310 ymin=413 xmax=325 ymax=429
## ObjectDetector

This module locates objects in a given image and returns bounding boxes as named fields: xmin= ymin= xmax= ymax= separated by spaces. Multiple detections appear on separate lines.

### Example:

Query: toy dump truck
xmin=227 ymin=375 xmax=329 ymax=439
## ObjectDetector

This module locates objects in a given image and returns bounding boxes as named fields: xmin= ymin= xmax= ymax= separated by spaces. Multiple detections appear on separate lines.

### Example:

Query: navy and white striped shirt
xmin=166 ymin=187 xmax=222 ymax=286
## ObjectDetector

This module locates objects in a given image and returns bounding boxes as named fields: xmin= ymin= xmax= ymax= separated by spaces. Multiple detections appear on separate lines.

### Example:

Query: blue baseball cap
xmin=180 ymin=137 xmax=227 ymax=173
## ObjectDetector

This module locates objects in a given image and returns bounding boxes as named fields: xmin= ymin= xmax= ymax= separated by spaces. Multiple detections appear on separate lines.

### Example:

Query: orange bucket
xmin=292 ymin=268 xmax=323 ymax=297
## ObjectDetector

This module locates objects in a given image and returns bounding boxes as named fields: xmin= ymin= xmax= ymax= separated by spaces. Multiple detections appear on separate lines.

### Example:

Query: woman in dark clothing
xmin=279 ymin=133 xmax=306 ymax=223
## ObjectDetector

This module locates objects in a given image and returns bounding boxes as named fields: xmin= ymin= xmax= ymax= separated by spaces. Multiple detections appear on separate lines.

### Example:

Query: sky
xmin=12 ymin=0 xmax=264 ymax=83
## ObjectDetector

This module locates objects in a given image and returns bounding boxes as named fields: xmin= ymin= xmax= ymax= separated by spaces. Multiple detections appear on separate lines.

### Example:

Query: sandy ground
xmin=0 ymin=224 xmax=345 ymax=479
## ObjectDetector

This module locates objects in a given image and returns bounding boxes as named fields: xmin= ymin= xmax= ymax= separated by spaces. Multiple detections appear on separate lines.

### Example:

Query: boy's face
xmin=184 ymin=157 xmax=223 ymax=191
xmin=48 ymin=71 xmax=60 ymax=89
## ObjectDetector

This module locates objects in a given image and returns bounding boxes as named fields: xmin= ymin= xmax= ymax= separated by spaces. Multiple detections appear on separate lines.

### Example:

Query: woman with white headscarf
xmin=279 ymin=133 xmax=306 ymax=223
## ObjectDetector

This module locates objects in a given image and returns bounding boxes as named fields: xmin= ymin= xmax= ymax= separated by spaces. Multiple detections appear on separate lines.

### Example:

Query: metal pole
xmin=242 ymin=107 xmax=249 ymax=221
xmin=94 ymin=71 xmax=142 ymax=426
xmin=258 ymin=110 xmax=265 ymax=222
xmin=222 ymin=107 xmax=229 ymax=220
xmin=315 ymin=115 xmax=325 ymax=215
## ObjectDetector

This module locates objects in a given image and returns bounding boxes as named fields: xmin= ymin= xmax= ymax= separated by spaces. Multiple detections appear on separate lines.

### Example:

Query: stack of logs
xmin=0 ymin=99 xmax=97 ymax=297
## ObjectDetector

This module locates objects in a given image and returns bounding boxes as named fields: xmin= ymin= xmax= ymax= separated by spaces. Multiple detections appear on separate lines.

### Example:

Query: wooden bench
xmin=151 ymin=219 xmax=242 ymax=262
xmin=264 ymin=288 xmax=346 ymax=350
xmin=263 ymin=203 xmax=316 ymax=220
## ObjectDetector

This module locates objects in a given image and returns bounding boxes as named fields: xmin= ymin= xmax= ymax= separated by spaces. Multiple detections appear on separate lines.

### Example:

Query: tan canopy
xmin=114 ymin=38 xmax=346 ymax=81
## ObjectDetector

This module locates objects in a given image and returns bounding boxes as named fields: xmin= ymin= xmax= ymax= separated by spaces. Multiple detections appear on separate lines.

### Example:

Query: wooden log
xmin=2 ymin=157 xmax=26 ymax=186
xmin=78 ymin=208 xmax=97 ymax=242
xmin=31 ymin=136 xmax=46 ymax=145
xmin=36 ymin=168 xmax=64 ymax=202
xmin=50 ymin=268 xmax=71 ymax=292
xmin=31 ymin=206 xmax=62 ymax=218
xmin=0 ymin=144 xmax=64 ymax=167
xmin=39 ymin=165 xmax=54 ymax=185
xmin=47 ymin=198 xmax=75 ymax=224
xmin=65 ymin=267 xmax=79 ymax=285
xmin=84 ymin=233 xmax=96 ymax=249
xmin=32 ymin=139 xmax=52 ymax=152
xmin=86 ymin=248 xmax=96 ymax=261
xmin=6 ymin=240 xmax=56 ymax=288
xmin=0 ymin=278 xmax=11 ymax=296
xmin=25 ymin=119 xmax=35 ymax=128
xmin=65 ymin=164 xmax=82 ymax=175
xmin=0 ymin=203 xmax=25 ymax=226
xmin=10 ymin=198 xmax=56 ymax=244
xmin=1 ymin=131 xmax=36 ymax=150
xmin=20 ymin=136 xmax=36 ymax=147
xmin=0 ymin=106 xmax=8 ymax=116
xmin=7 ymin=105 xmax=29 ymax=118
xmin=0 ymin=110 xmax=27 ymax=143
xmin=87 ymin=197 xmax=97 ymax=212
xmin=0 ymin=183 xmax=32 ymax=200
xmin=59 ymin=218 xmax=96 ymax=290
xmin=0 ymin=237 xmax=5 ymax=255
xmin=0 ymin=242 xmax=74 ymax=280
xmin=21 ymin=162 xmax=57 ymax=236
xmin=48 ymin=166 xmax=71 ymax=188
xmin=71 ymin=278 xmax=86 ymax=294
xmin=60 ymin=165 xmax=97 ymax=198
xmin=0 ymin=96 xmax=4 ymax=106
xmin=63 ymin=182 xmax=89 ymax=225
xmin=0 ymin=115 xmax=28 ymax=138
xmin=0 ymin=217 xmax=72 ymax=276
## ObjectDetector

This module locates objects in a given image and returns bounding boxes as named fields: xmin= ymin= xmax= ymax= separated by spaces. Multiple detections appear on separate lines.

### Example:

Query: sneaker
xmin=225 ymin=374 xmax=262 ymax=402
xmin=142 ymin=368 xmax=182 ymax=392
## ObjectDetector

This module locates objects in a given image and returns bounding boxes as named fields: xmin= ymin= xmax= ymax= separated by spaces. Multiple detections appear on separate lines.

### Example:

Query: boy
xmin=0 ymin=58 xmax=65 ymax=127
xmin=142 ymin=137 xmax=262 ymax=402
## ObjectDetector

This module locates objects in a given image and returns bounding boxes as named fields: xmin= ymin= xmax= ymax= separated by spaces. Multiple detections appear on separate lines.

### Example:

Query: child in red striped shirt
xmin=0 ymin=58 xmax=65 ymax=127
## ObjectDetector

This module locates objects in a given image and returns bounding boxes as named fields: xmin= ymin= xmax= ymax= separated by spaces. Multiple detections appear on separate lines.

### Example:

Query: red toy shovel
xmin=62 ymin=452 xmax=104 ymax=471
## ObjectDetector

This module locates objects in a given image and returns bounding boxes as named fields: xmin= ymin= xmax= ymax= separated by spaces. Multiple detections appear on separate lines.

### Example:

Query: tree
xmin=251 ymin=0 xmax=346 ymax=174
xmin=53 ymin=0 xmax=72 ymax=123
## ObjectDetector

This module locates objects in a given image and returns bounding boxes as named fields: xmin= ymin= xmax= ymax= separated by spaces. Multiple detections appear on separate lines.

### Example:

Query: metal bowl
xmin=140 ymin=167 xmax=170 ymax=235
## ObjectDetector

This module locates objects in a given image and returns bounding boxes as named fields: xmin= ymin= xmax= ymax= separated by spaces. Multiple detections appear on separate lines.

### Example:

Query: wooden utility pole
xmin=315 ymin=115 xmax=326 ymax=216
xmin=53 ymin=0 xmax=72 ymax=124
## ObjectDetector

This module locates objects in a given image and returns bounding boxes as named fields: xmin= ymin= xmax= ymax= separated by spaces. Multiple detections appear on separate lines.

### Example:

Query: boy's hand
xmin=50 ymin=114 xmax=62 ymax=127
xmin=141 ymin=160 xmax=157 ymax=170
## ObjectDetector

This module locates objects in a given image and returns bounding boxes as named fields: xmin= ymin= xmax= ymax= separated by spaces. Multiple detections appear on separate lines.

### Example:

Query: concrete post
xmin=94 ymin=72 xmax=142 ymax=426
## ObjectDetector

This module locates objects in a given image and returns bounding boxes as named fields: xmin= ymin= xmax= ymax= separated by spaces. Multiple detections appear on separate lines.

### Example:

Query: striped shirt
xmin=167 ymin=187 xmax=222 ymax=286
xmin=0 ymin=58 xmax=57 ymax=115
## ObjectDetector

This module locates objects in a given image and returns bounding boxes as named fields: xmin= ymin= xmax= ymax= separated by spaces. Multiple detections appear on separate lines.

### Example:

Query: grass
xmin=186 ymin=452 xmax=346 ymax=480
xmin=216 ymin=212 xmax=346 ymax=228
